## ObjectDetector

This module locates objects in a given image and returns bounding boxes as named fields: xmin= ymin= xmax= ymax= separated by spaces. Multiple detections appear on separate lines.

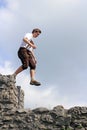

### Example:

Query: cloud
xmin=0 ymin=60 xmax=86 ymax=110
xmin=0 ymin=61 xmax=14 ymax=74
xmin=0 ymin=60 xmax=67 ymax=109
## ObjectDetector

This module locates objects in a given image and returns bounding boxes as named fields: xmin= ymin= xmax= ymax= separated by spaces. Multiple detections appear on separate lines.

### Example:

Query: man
xmin=13 ymin=28 xmax=41 ymax=86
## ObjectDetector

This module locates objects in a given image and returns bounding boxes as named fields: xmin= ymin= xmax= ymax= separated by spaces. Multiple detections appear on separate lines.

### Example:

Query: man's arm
xmin=23 ymin=37 xmax=36 ymax=49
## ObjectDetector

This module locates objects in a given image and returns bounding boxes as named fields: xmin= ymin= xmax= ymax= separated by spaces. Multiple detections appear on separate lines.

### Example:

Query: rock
xmin=0 ymin=74 xmax=87 ymax=130
xmin=41 ymin=114 xmax=53 ymax=123
xmin=0 ymin=74 xmax=24 ymax=111
xmin=16 ymin=109 xmax=28 ymax=114
xmin=53 ymin=105 xmax=66 ymax=117
xmin=33 ymin=107 xmax=49 ymax=114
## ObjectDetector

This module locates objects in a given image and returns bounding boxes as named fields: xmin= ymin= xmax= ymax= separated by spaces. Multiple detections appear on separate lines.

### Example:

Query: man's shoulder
xmin=25 ymin=33 xmax=32 ymax=36
xmin=24 ymin=33 xmax=33 ymax=38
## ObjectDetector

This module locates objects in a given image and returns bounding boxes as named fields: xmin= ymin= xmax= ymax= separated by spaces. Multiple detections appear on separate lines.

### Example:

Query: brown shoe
xmin=30 ymin=80 xmax=41 ymax=86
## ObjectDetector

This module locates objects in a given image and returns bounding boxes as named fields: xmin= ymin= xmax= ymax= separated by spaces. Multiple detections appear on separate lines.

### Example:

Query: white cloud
xmin=0 ymin=60 xmax=78 ymax=109
xmin=6 ymin=0 xmax=19 ymax=11
xmin=0 ymin=0 xmax=18 ymax=20
xmin=0 ymin=61 xmax=61 ymax=109
xmin=0 ymin=61 xmax=14 ymax=74
xmin=0 ymin=0 xmax=80 ymax=28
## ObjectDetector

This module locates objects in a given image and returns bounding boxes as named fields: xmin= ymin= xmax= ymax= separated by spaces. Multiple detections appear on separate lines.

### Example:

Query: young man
xmin=13 ymin=28 xmax=41 ymax=86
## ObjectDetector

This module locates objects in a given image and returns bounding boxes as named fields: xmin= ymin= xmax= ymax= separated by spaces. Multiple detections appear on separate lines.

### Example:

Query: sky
xmin=0 ymin=0 xmax=87 ymax=109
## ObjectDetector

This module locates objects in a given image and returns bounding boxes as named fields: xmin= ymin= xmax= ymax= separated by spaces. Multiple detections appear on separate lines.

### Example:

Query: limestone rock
xmin=0 ymin=74 xmax=24 ymax=111
xmin=33 ymin=107 xmax=49 ymax=114
xmin=0 ymin=74 xmax=87 ymax=130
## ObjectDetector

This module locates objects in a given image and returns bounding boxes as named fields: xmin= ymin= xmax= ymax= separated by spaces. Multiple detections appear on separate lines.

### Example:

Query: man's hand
xmin=32 ymin=44 xmax=37 ymax=49
xmin=23 ymin=38 xmax=37 ymax=49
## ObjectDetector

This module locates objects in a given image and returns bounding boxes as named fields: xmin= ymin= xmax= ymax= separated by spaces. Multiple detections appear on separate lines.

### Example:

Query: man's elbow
xmin=23 ymin=38 xmax=28 ymax=43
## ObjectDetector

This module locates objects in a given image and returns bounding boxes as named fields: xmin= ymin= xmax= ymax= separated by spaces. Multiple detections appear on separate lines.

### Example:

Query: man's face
xmin=33 ymin=31 xmax=40 ymax=38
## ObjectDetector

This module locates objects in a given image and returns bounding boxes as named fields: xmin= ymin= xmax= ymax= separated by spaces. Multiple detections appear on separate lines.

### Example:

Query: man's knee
xmin=30 ymin=64 xmax=36 ymax=70
xmin=22 ymin=63 xmax=28 ymax=70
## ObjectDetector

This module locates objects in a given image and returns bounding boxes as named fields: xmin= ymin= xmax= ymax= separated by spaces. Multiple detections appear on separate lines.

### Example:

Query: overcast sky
xmin=0 ymin=0 xmax=87 ymax=109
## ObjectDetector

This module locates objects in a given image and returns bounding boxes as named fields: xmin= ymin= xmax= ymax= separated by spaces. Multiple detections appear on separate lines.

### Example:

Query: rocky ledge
xmin=0 ymin=74 xmax=87 ymax=130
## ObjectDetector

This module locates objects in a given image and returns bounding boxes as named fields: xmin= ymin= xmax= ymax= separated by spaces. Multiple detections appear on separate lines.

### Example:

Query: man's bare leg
xmin=14 ymin=65 xmax=23 ymax=76
xmin=30 ymin=69 xmax=41 ymax=86
xmin=30 ymin=69 xmax=35 ymax=81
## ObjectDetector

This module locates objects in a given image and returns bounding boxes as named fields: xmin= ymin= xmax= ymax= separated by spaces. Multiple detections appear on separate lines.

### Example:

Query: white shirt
xmin=20 ymin=33 xmax=33 ymax=51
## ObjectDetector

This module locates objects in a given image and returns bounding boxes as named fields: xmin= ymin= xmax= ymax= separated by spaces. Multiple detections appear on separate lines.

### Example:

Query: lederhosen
xmin=18 ymin=47 xmax=36 ymax=70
